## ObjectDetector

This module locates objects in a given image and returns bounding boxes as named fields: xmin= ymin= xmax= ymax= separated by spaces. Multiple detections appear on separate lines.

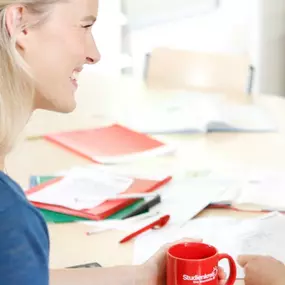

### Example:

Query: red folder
xmin=26 ymin=175 xmax=172 ymax=220
xmin=44 ymin=124 xmax=172 ymax=163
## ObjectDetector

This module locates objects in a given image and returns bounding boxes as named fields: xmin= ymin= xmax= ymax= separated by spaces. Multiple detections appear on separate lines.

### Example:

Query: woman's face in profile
xmin=16 ymin=0 xmax=100 ymax=113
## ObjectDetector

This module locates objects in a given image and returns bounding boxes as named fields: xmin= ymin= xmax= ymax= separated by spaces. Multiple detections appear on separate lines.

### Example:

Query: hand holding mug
xmin=167 ymin=242 xmax=236 ymax=285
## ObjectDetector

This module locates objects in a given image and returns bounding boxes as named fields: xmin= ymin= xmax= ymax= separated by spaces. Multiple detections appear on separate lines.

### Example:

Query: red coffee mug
xmin=167 ymin=242 xmax=236 ymax=285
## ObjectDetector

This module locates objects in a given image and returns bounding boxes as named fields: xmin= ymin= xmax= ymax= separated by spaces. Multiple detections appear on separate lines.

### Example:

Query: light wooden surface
xmin=6 ymin=71 xmax=285 ymax=285
xmin=146 ymin=47 xmax=251 ymax=95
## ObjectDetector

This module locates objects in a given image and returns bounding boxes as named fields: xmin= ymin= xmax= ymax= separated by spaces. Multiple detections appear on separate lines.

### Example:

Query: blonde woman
xmin=0 ymin=1 xmax=229 ymax=284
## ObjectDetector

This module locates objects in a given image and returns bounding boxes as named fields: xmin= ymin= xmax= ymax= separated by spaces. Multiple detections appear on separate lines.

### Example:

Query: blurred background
xmin=86 ymin=0 xmax=285 ymax=96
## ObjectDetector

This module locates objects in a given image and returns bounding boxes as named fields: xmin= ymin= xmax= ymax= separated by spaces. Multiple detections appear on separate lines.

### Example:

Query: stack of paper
xmin=28 ymin=168 xmax=134 ymax=210
xmin=26 ymin=166 xmax=172 ymax=221
xmin=29 ymin=174 xmax=149 ymax=223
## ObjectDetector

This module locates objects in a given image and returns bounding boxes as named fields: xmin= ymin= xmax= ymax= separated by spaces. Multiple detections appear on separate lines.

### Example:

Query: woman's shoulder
xmin=0 ymin=171 xmax=25 ymax=211
xmin=0 ymin=171 xmax=49 ymax=250
xmin=0 ymin=171 xmax=49 ymax=238
xmin=0 ymin=172 xmax=50 ymax=285
xmin=0 ymin=171 xmax=29 ymax=211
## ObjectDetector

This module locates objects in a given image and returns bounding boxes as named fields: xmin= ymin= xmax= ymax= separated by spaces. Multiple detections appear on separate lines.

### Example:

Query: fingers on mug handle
xmin=218 ymin=254 xmax=237 ymax=285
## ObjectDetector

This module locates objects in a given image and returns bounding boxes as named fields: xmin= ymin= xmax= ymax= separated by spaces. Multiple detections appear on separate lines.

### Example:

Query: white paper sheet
xmin=28 ymin=168 xmax=133 ymax=210
xmin=133 ymin=216 xmax=240 ymax=265
xmin=210 ymin=169 xmax=285 ymax=210
xmin=133 ymin=213 xmax=285 ymax=279
xmin=147 ymin=177 xmax=232 ymax=225
xmin=235 ymin=175 xmax=285 ymax=210
xmin=212 ymin=212 xmax=285 ymax=278
xmin=82 ymin=211 xmax=161 ymax=233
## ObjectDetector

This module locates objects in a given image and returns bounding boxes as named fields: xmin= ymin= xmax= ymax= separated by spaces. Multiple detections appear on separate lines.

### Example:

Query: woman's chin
xmin=37 ymin=100 xmax=77 ymax=114
xmin=53 ymin=101 xmax=77 ymax=113
xmin=33 ymin=91 xmax=77 ymax=113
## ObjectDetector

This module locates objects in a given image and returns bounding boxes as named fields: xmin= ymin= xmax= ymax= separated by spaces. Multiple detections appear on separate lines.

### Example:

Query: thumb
xmin=237 ymin=255 xmax=259 ymax=267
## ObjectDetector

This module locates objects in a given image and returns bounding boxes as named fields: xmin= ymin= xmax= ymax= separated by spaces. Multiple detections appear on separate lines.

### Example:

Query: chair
xmin=145 ymin=47 xmax=254 ymax=95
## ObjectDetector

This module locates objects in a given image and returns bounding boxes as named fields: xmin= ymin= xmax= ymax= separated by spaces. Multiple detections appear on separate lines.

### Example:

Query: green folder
xmin=29 ymin=176 xmax=146 ymax=223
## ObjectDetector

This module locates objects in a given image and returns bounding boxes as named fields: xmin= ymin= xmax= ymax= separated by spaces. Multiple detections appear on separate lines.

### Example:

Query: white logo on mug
xmin=183 ymin=266 xmax=218 ymax=283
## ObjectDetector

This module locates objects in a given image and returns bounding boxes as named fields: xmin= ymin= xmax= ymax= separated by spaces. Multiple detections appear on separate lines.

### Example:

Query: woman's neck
xmin=0 ymin=158 xmax=5 ymax=171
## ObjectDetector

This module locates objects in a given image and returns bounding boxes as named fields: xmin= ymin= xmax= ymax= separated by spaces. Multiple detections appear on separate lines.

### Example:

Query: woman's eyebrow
xmin=81 ymin=15 xmax=97 ymax=22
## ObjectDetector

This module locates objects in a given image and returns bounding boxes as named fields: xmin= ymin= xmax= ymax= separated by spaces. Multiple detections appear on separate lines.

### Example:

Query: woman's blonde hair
xmin=0 ymin=0 xmax=58 ymax=157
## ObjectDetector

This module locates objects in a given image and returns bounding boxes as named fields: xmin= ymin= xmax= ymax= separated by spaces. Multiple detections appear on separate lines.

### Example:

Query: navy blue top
xmin=0 ymin=171 xmax=49 ymax=285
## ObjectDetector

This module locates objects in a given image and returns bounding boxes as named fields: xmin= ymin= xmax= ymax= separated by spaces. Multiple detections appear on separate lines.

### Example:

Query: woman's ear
xmin=5 ymin=5 xmax=28 ymax=48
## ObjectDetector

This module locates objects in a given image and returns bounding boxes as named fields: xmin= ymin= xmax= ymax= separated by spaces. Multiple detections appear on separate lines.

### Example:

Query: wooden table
xmin=6 ymin=71 xmax=285 ymax=285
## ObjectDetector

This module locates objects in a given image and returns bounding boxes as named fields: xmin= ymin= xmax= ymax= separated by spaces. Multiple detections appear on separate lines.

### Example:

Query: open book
xmin=121 ymin=93 xmax=276 ymax=134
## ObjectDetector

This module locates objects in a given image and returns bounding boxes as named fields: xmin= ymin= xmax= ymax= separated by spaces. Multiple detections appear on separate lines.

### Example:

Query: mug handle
xmin=217 ymin=253 xmax=237 ymax=285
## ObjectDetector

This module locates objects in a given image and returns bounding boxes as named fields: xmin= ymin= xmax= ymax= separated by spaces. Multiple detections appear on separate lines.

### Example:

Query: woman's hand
xmin=238 ymin=255 xmax=285 ymax=285
xmin=138 ymin=238 xmax=226 ymax=285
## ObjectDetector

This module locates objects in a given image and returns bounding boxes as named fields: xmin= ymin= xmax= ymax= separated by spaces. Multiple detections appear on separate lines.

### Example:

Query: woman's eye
xmin=82 ymin=24 xmax=93 ymax=29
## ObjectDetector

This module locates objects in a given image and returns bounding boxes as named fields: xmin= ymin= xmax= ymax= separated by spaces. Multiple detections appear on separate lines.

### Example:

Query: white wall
xmin=87 ymin=0 xmax=219 ymax=76
xmin=130 ymin=0 xmax=285 ymax=96
xmin=90 ymin=0 xmax=285 ymax=96
xmin=130 ymin=0 xmax=255 ymax=78
xmin=256 ymin=0 xmax=285 ymax=96
xmin=122 ymin=0 xmax=218 ymax=29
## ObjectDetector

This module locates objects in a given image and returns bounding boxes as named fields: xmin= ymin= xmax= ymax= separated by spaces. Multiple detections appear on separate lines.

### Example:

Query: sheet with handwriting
xmin=133 ymin=212 xmax=285 ymax=279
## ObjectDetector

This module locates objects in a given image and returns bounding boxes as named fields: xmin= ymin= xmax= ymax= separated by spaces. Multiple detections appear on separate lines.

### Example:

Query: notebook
xmin=26 ymin=173 xmax=172 ymax=221
xmin=44 ymin=124 xmax=174 ymax=164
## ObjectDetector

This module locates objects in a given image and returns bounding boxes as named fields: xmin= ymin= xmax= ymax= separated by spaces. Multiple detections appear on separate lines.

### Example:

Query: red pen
xmin=119 ymin=215 xmax=170 ymax=244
